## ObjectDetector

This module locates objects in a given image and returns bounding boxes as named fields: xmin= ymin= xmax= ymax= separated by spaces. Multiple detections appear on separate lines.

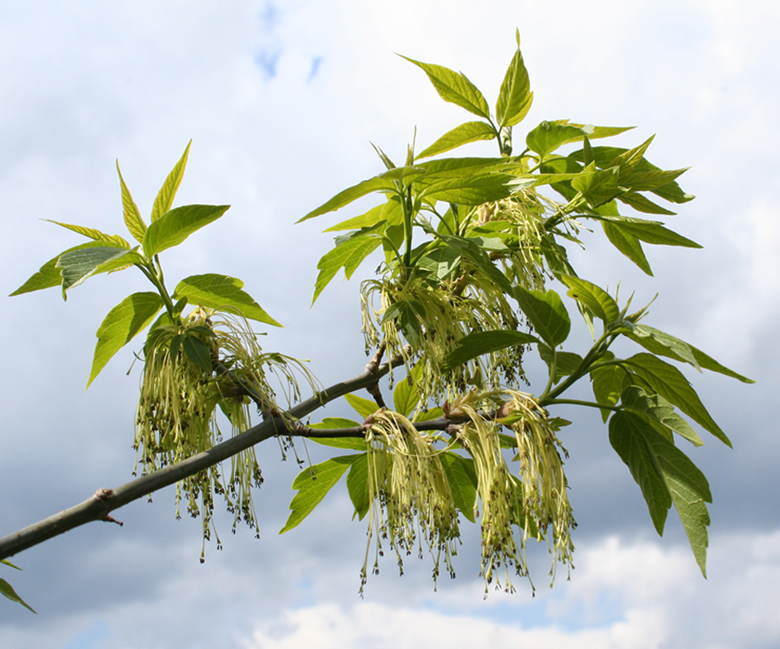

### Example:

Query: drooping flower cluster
xmin=361 ymin=409 xmax=460 ymax=593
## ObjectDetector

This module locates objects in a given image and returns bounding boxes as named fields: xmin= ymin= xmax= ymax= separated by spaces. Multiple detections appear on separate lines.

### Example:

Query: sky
xmin=0 ymin=0 xmax=778 ymax=647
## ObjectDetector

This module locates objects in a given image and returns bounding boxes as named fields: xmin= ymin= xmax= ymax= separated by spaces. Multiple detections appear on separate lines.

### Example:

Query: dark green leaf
xmin=609 ymin=411 xmax=672 ymax=535
xmin=400 ymin=56 xmax=490 ymax=119
xmin=308 ymin=418 xmax=367 ymax=451
xmin=280 ymin=456 xmax=356 ymax=533
xmin=424 ymin=173 xmax=531 ymax=205
xmin=116 ymin=162 xmax=147 ymax=244
xmin=513 ymin=285 xmax=570 ymax=348
xmin=56 ymin=245 xmax=133 ymax=297
xmin=299 ymin=177 xmax=395 ymax=224
xmin=624 ymin=353 xmax=731 ymax=446
xmin=174 ymin=273 xmax=281 ymax=326
xmin=182 ymin=336 xmax=213 ymax=372
xmin=621 ymin=386 xmax=704 ymax=447
xmin=627 ymin=324 xmax=700 ymax=370
xmin=601 ymin=216 xmax=701 ymax=248
xmin=602 ymin=220 xmax=653 ymax=275
xmin=590 ymin=356 xmax=627 ymax=422
xmin=537 ymin=343 xmax=583 ymax=384
xmin=346 ymin=453 xmax=371 ymax=520
xmin=0 ymin=578 xmax=36 ymax=613
xmin=151 ymin=140 xmax=191 ymax=222
xmin=440 ymin=452 xmax=477 ymax=523
xmin=617 ymin=191 xmax=677 ymax=216
xmin=143 ymin=204 xmax=230 ymax=257
xmin=559 ymin=274 xmax=620 ymax=324
xmin=442 ymin=330 xmax=539 ymax=371
xmin=88 ymin=292 xmax=164 ymax=387
xmin=439 ymin=234 xmax=513 ymax=293
xmin=571 ymin=163 xmax=620 ymax=207
xmin=417 ymin=121 xmax=497 ymax=160
xmin=495 ymin=42 xmax=533 ymax=128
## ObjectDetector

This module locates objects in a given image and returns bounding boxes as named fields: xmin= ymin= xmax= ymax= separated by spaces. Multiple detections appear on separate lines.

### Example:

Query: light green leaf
xmin=624 ymin=353 xmax=731 ymax=446
xmin=609 ymin=411 xmax=672 ymax=535
xmin=174 ymin=273 xmax=281 ymax=327
xmin=143 ymin=204 xmax=230 ymax=257
xmin=116 ymin=162 xmax=146 ymax=244
xmin=620 ymin=168 xmax=689 ymax=193
xmin=412 ymin=406 xmax=444 ymax=423
xmin=442 ymin=330 xmax=539 ymax=371
xmin=559 ymin=274 xmax=620 ymax=324
xmin=513 ymin=285 xmax=570 ymax=348
xmin=0 ymin=578 xmax=36 ymax=614
xmin=10 ymin=241 xmax=115 ymax=296
xmin=439 ymin=234 xmax=514 ymax=293
xmin=323 ymin=199 xmax=402 ymax=233
xmin=600 ymin=216 xmax=701 ymax=248
xmin=417 ymin=247 xmax=462 ymax=280
xmin=571 ymin=163 xmax=620 ymax=207
xmin=43 ymin=220 xmax=130 ymax=248
xmin=88 ymin=292 xmax=163 ymax=387
xmin=312 ymin=233 xmax=383 ymax=304
xmin=346 ymin=453 xmax=371 ymax=520
xmin=280 ymin=456 xmax=356 ymax=533
xmin=424 ymin=173 xmax=531 ymax=205
xmin=345 ymin=393 xmax=379 ymax=420
xmin=495 ymin=42 xmax=533 ymax=128
xmin=417 ymin=121 xmax=497 ymax=160
xmin=602 ymin=220 xmax=653 ymax=275
xmin=151 ymin=140 xmax=191 ymax=222
xmin=526 ymin=120 xmax=590 ymax=158
xmin=393 ymin=365 xmax=421 ymax=418
xmin=617 ymin=191 xmax=677 ymax=216
xmin=621 ymin=386 xmax=704 ymax=447
xmin=440 ymin=452 xmax=477 ymax=523
xmin=298 ymin=176 xmax=394 ymax=223
xmin=590 ymin=356 xmax=627 ymax=422
xmin=56 ymin=245 xmax=133 ymax=297
xmin=308 ymin=418 xmax=367 ymax=451
xmin=400 ymin=55 xmax=490 ymax=119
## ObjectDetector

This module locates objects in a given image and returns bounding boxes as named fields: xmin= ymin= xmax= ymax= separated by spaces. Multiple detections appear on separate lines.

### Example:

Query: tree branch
xmin=0 ymin=353 xmax=405 ymax=561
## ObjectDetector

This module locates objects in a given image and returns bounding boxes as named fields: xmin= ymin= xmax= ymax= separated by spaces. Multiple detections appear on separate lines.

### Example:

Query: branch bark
xmin=0 ymin=354 xmax=405 ymax=561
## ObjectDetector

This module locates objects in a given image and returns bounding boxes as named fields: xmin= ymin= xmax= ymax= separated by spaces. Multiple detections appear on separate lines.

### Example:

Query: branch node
xmin=94 ymin=488 xmax=124 ymax=527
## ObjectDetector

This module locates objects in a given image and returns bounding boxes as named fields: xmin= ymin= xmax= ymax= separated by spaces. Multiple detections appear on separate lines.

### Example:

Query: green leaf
xmin=116 ymin=162 xmax=147 ymax=244
xmin=602 ymin=220 xmax=653 ymax=275
xmin=417 ymin=121 xmax=497 ymax=160
xmin=10 ymin=242 xmax=115 ymax=296
xmin=312 ymin=233 xmax=383 ymax=304
xmin=571 ymin=163 xmax=620 ymax=207
xmin=417 ymin=247 xmax=462 ymax=280
xmin=442 ymin=330 xmax=539 ymax=371
xmin=143 ymin=204 xmax=230 ymax=257
xmin=56 ymin=245 xmax=134 ymax=297
xmin=0 ymin=578 xmax=36 ymax=613
xmin=600 ymin=216 xmax=701 ymax=248
xmin=308 ymin=418 xmax=367 ymax=451
xmin=623 ymin=353 xmax=731 ymax=446
xmin=43 ymin=220 xmax=131 ymax=248
xmin=495 ymin=41 xmax=533 ymax=128
xmin=280 ymin=456 xmax=355 ymax=533
xmin=513 ymin=285 xmax=570 ymax=348
xmin=323 ymin=200 xmax=402 ymax=233
xmin=88 ymin=292 xmax=164 ymax=387
xmin=439 ymin=234 xmax=513 ymax=293
xmin=393 ymin=365 xmax=421 ymax=418
xmin=412 ymin=406 xmax=444 ymax=423
xmin=526 ymin=120 xmax=591 ymax=158
xmin=590 ymin=356 xmax=627 ymax=422
xmin=151 ymin=140 xmax=191 ymax=222
xmin=440 ymin=452 xmax=477 ymax=523
xmin=621 ymin=386 xmax=704 ymax=447
xmin=609 ymin=411 xmax=672 ymax=535
xmin=625 ymin=332 xmax=754 ymax=384
xmin=558 ymin=275 xmax=620 ymax=324
xmin=298 ymin=176 xmax=394 ymax=223
xmin=182 ymin=335 xmax=213 ymax=372
xmin=617 ymin=191 xmax=677 ymax=216
xmin=627 ymin=324 xmax=700 ymax=371
xmin=610 ymin=411 xmax=711 ymax=575
xmin=174 ymin=273 xmax=281 ymax=327
xmin=537 ymin=343 xmax=583 ymax=384
xmin=346 ymin=453 xmax=371 ymax=520
xmin=345 ymin=393 xmax=379 ymax=420
xmin=424 ymin=173 xmax=531 ymax=205
xmin=400 ymin=55 xmax=490 ymax=119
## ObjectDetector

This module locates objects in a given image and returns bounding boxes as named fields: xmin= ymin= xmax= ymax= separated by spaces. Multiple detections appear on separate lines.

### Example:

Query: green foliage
xmin=6 ymin=31 xmax=753 ymax=610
